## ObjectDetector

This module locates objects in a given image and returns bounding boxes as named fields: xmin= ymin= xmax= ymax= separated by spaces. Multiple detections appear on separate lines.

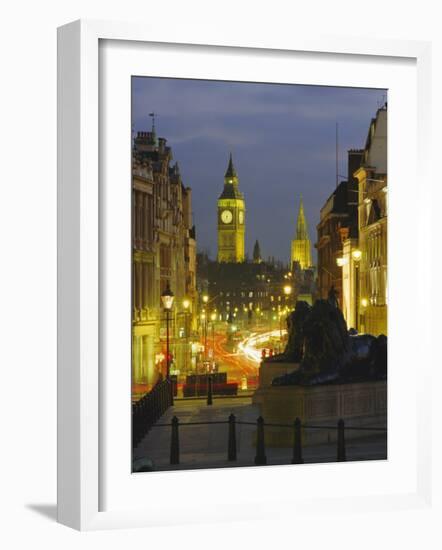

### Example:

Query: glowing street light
xmin=202 ymin=294 xmax=209 ymax=304
xmin=161 ymin=285 xmax=175 ymax=311
xmin=283 ymin=285 xmax=292 ymax=295
xmin=352 ymin=249 xmax=362 ymax=262
xmin=361 ymin=298 xmax=368 ymax=308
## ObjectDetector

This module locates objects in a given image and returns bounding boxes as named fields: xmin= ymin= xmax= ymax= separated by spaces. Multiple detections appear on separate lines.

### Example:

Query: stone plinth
xmin=257 ymin=380 xmax=387 ymax=447
xmin=252 ymin=360 xmax=300 ymax=405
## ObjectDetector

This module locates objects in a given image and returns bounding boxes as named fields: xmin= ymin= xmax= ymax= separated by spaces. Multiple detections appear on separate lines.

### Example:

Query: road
xmin=210 ymin=331 xmax=258 ymax=387
xmin=206 ymin=326 xmax=287 ymax=389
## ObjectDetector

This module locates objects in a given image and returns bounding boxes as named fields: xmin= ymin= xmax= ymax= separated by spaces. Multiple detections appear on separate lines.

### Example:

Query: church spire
xmin=296 ymin=196 xmax=308 ymax=240
xmin=291 ymin=195 xmax=312 ymax=270
xmin=224 ymin=152 xmax=237 ymax=179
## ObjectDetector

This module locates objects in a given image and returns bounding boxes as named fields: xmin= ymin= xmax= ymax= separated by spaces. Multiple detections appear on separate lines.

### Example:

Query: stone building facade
xmin=329 ymin=104 xmax=387 ymax=335
xmin=316 ymin=181 xmax=352 ymax=307
xmin=316 ymin=150 xmax=364 ymax=310
xmin=132 ymin=128 xmax=197 ymax=392
xmin=354 ymin=105 xmax=388 ymax=336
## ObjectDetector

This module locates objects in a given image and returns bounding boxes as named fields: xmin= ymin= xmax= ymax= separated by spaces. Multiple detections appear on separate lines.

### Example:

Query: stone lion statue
xmin=283 ymin=301 xmax=312 ymax=362
xmin=272 ymin=292 xmax=387 ymax=386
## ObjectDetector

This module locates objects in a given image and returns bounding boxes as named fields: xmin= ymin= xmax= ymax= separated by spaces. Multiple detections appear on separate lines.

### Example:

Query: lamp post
xmin=200 ymin=311 xmax=207 ymax=362
xmin=161 ymin=285 xmax=174 ymax=379
xmin=204 ymin=313 xmax=208 ymax=363
xmin=351 ymin=250 xmax=362 ymax=331
xmin=201 ymin=293 xmax=209 ymax=363
xmin=182 ymin=298 xmax=190 ymax=373
xmin=210 ymin=312 xmax=216 ymax=366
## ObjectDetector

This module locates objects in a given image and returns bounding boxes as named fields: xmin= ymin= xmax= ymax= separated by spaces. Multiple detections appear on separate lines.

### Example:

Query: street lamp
xmin=210 ymin=312 xmax=216 ymax=366
xmin=182 ymin=298 xmax=190 ymax=373
xmin=352 ymin=250 xmax=362 ymax=331
xmin=200 ymin=311 xmax=208 ymax=363
xmin=352 ymin=249 xmax=362 ymax=261
xmin=161 ymin=285 xmax=174 ymax=379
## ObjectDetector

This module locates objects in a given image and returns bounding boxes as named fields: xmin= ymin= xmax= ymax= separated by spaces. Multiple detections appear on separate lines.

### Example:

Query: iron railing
xmin=151 ymin=414 xmax=387 ymax=466
xmin=132 ymin=378 xmax=173 ymax=447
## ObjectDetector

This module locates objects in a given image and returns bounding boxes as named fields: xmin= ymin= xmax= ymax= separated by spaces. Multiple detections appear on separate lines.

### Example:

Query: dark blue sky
xmin=132 ymin=77 xmax=386 ymax=263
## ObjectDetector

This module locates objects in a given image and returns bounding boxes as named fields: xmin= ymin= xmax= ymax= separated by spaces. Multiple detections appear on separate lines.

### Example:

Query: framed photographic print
xmin=57 ymin=19 xmax=433 ymax=530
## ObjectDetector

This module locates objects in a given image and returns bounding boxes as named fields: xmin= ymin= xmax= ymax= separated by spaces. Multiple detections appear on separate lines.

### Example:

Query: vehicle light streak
xmin=238 ymin=329 xmax=287 ymax=363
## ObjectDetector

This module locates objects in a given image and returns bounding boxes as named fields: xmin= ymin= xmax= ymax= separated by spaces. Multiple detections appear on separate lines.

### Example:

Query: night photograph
xmin=131 ymin=77 xmax=388 ymax=472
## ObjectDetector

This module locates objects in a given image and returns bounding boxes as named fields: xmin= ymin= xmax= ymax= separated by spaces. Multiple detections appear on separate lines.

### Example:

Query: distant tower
xmin=253 ymin=240 xmax=262 ymax=264
xmin=291 ymin=196 xmax=312 ymax=270
xmin=217 ymin=154 xmax=246 ymax=263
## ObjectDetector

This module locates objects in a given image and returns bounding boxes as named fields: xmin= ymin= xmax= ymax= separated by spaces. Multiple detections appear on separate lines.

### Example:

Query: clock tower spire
xmin=217 ymin=153 xmax=246 ymax=263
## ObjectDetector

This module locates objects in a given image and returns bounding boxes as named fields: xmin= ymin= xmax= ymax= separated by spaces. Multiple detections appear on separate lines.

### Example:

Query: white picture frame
xmin=57 ymin=19 xmax=433 ymax=531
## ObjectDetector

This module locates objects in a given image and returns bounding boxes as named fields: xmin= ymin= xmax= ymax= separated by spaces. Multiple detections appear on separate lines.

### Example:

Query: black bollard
xmin=207 ymin=375 xmax=213 ymax=406
xmin=170 ymin=416 xmax=180 ymax=465
xmin=254 ymin=416 xmax=267 ymax=465
xmin=337 ymin=418 xmax=346 ymax=462
xmin=292 ymin=417 xmax=304 ymax=464
xmin=227 ymin=413 xmax=237 ymax=461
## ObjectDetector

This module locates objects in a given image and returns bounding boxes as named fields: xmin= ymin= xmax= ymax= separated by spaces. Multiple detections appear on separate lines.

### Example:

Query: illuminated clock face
xmin=221 ymin=210 xmax=233 ymax=224
xmin=238 ymin=211 xmax=244 ymax=224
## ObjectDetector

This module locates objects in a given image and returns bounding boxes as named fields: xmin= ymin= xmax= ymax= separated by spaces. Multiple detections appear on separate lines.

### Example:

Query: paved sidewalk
xmin=134 ymin=397 xmax=387 ymax=471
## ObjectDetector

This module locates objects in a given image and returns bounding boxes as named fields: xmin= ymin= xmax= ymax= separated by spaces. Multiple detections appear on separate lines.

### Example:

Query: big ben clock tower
xmin=217 ymin=154 xmax=245 ymax=263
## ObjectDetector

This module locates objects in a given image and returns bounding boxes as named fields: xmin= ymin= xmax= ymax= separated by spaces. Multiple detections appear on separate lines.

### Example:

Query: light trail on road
xmin=211 ymin=332 xmax=257 ymax=376
xmin=202 ymin=327 xmax=286 ymax=388
xmin=237 ymin=329 xmax=287 ymax=363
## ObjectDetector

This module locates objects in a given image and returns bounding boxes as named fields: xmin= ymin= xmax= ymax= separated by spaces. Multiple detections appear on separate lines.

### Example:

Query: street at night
xmin=131 ymin=77 xmax=388 ymax=472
